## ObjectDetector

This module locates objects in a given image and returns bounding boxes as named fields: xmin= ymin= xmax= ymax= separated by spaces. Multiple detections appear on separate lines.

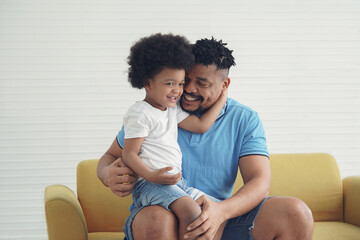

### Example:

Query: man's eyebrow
xmin=196 ymin=77 xmax=209 ymax=83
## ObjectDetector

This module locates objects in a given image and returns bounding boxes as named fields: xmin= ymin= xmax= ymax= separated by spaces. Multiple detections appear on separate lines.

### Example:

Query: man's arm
xmin=220 ymin=155 xmax=271 ymax=218
xmin=185 ymin=155 xmax=271 ymax=239
xmin=97 ymin=138 xmax=138 ymax=197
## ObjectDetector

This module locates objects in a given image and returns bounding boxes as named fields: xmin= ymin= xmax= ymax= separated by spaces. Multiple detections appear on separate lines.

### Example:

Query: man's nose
xmin=184 ymin=80 xmax=196 ymax=93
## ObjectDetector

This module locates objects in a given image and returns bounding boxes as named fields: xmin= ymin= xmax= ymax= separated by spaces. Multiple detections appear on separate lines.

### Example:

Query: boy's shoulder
xmin=128 ymin=100 xmax=148 ymax=110
xmin=127 ymin=101 xmax=155 ymax=114
xmin=125 ymin=101 xmax=152 ymax=119
xmin=126 ymin=101 xmax=169 ymax=121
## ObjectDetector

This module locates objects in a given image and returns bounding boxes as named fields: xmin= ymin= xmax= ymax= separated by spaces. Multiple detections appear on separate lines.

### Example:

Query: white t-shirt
xmin=123 ymin=101 xmax=189 ymax=174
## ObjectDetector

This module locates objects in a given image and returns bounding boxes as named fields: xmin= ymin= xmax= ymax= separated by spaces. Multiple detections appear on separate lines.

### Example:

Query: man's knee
xmin=284 ymin=197 xmax=313 ymax=226
xmin=276 ymin=197 xmax=314 ymax=238
xmin=252 ymin=197 xmax=313 ymax=239
xmin=288 ymin=197 xmax=314 ymax=231
xmin=132 ymin=206 xmax=178 ymax=240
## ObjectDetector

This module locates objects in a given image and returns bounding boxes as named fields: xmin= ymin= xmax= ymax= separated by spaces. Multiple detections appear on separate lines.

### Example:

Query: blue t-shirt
xmin=117 ymin=98 xmax=268 ymax=200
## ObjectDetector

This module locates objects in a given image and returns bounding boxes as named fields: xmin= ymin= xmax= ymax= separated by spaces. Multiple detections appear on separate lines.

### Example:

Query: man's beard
xmin=180 ymin=94 xmax=207 ymax=115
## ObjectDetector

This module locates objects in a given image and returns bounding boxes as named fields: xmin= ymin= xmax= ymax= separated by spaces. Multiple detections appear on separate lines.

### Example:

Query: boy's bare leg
xmin=170 ymin=196 xmax=202 ymax=240
xmin=132 ymin=205 xmax=178 ymax=240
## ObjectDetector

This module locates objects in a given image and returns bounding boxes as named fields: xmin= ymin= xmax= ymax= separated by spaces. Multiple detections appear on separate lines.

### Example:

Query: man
xmin=97 ymin=37 xmax=314 ymax=240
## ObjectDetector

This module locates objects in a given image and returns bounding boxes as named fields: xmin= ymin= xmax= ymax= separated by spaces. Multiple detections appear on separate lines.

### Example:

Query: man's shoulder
xmin=226 ymin=98 xmax=258 ymax=117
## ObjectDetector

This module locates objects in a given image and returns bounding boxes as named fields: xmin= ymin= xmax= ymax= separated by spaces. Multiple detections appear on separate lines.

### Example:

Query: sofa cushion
xmin=88 ymin=232 xmax=125 ymax=240
xmin=313 ymin=222 xmax=360 ymax=240
xmin=87 ymin=222 xmax=360 ymax=240
xmin=269 ymin=153 xmax=343 ymax=221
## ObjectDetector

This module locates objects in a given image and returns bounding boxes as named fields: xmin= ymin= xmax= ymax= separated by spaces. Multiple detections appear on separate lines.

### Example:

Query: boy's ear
xmin=144 ymin=79 xmax=152 ymax=90
xmin=222 ymin=77 xmax=230 ymax=89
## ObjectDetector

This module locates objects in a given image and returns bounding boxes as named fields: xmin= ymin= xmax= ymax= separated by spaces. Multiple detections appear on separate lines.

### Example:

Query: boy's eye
xmin=179 ymin=82 xmax=184 ymax=86
xmin=166 ymin=82 xmax=174 ymax=86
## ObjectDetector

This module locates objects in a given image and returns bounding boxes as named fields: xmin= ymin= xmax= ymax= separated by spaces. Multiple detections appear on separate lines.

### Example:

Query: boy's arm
xmin=97 ymin=138 xmax=138 ymax=197
xmin=178 ymin=88 xmax=227 ymax=133
xmin=122 ymin=138 xmax=181 ymax=185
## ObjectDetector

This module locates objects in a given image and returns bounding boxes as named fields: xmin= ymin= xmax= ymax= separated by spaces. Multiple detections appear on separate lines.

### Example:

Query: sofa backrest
xmin=77 ymin=159 xmax=132 ymax=233
xmin=234 ymin=153 xmax=343 ymax=221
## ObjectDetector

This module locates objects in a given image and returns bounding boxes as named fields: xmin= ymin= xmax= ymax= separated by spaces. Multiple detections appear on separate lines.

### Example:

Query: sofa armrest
xmin=343 ymin=176 xmax=360 ymax=227
xmin=45 ymin=184 xmax=88 ymax=240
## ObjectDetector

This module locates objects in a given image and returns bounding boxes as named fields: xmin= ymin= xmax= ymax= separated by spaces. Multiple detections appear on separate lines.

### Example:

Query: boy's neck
xmin=143 ymin=97 xmax=166 ymax=111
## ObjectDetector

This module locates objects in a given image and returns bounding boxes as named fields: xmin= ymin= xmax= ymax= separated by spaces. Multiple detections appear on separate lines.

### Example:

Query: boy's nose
xmin=173 ymin=86 xmax=182 ymax=93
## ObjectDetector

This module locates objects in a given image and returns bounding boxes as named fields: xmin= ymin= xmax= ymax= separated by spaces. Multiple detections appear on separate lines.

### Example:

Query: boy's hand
xmin=145 ymin=167 xmax=181 ymax=185
xmin=219 ymin=87 xmax=228 ymax=101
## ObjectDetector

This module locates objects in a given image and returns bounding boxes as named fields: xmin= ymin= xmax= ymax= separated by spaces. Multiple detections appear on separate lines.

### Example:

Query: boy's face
xmin=181 ymin=64 xmax=229 ymax=114
xmin=145 ymin=67 xmax=185 ymax=111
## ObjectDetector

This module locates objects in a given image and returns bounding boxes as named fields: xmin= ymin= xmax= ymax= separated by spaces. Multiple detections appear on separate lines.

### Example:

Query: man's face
xmin=181 ymin=64 xmax=229 ymax=114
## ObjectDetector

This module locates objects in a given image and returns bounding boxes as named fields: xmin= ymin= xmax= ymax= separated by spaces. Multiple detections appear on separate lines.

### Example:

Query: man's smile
xmin=182 ymin=92 xmax=203 ymax=103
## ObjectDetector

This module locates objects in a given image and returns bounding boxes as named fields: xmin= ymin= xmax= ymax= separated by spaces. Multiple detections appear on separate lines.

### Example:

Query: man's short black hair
xmin=127 ymin=33 xmax=195 ymax=89
xmin=192 ymin=37 xmax=236 ymax=70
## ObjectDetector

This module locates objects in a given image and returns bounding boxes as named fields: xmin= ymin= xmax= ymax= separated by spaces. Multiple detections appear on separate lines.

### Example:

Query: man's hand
xmin=108 ymin=157 xmax=138 ymax=197
xmin=184 ymin=195 xmax=226 ymax=240
xmin=145 ymin=167 xmax=181 ymax=185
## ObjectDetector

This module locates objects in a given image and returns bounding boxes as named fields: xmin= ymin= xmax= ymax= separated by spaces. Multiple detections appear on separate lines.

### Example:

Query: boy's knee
xmin=182 ymin=203 xmax=202 ymax=224
xmin=172 ymin=196 xmax=202 ymax=224
xmin=132 ymin=206 xmax=178 ymax=240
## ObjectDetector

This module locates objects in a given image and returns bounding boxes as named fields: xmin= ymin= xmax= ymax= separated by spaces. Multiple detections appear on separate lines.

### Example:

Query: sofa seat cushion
xmin=313 ymin=222 xmax=360 ymax=240
xmin=88 ymin=232 xmax=125 ymax=240
xmin=87 ymin=222 xmax=360 ymax=240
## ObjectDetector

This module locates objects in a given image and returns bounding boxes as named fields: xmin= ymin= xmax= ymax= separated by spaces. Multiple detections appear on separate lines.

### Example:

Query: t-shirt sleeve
xmin=239 ymin=112 xmax=269 ymax=158
xmin=123 ymin=106 xmax=150 ymax=139
xmin=116 ymin=125 xmax=125 ymax=149
xmin=176 ymin=101 xmax=190 ymax=124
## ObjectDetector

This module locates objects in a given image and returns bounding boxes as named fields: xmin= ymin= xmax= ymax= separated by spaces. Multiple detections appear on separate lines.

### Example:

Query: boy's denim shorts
xmin=123 ymin=178 xmax=219 ymax=240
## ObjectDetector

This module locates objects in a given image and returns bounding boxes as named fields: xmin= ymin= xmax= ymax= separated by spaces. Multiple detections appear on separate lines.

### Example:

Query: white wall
xmin=0 ymin=0 xmax=359 ymax=239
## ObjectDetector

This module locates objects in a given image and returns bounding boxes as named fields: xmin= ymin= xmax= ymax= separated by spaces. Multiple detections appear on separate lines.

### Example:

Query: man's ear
xmin=222 ymin=77 xmax=230 ymax=89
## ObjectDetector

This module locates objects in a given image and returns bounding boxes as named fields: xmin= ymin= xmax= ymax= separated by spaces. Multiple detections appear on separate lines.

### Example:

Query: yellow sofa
xmin=44 ymin=153 xmax=360 ymax=239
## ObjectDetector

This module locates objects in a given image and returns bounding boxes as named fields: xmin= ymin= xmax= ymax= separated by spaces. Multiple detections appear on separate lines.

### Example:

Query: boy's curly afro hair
xmin=192 ymin=37 xmax=236 ymax=70
xmin=127 ymin=33 xmax=195 ymax=89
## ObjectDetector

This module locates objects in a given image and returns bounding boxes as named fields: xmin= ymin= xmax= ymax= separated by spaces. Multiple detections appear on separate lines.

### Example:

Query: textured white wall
xmin=0 ymin=0 xmax=359 ymax=239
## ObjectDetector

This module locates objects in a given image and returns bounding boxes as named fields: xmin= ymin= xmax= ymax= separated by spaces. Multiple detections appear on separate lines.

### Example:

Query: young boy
xmin=121 ymin=33 xmax=227 ymax=240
